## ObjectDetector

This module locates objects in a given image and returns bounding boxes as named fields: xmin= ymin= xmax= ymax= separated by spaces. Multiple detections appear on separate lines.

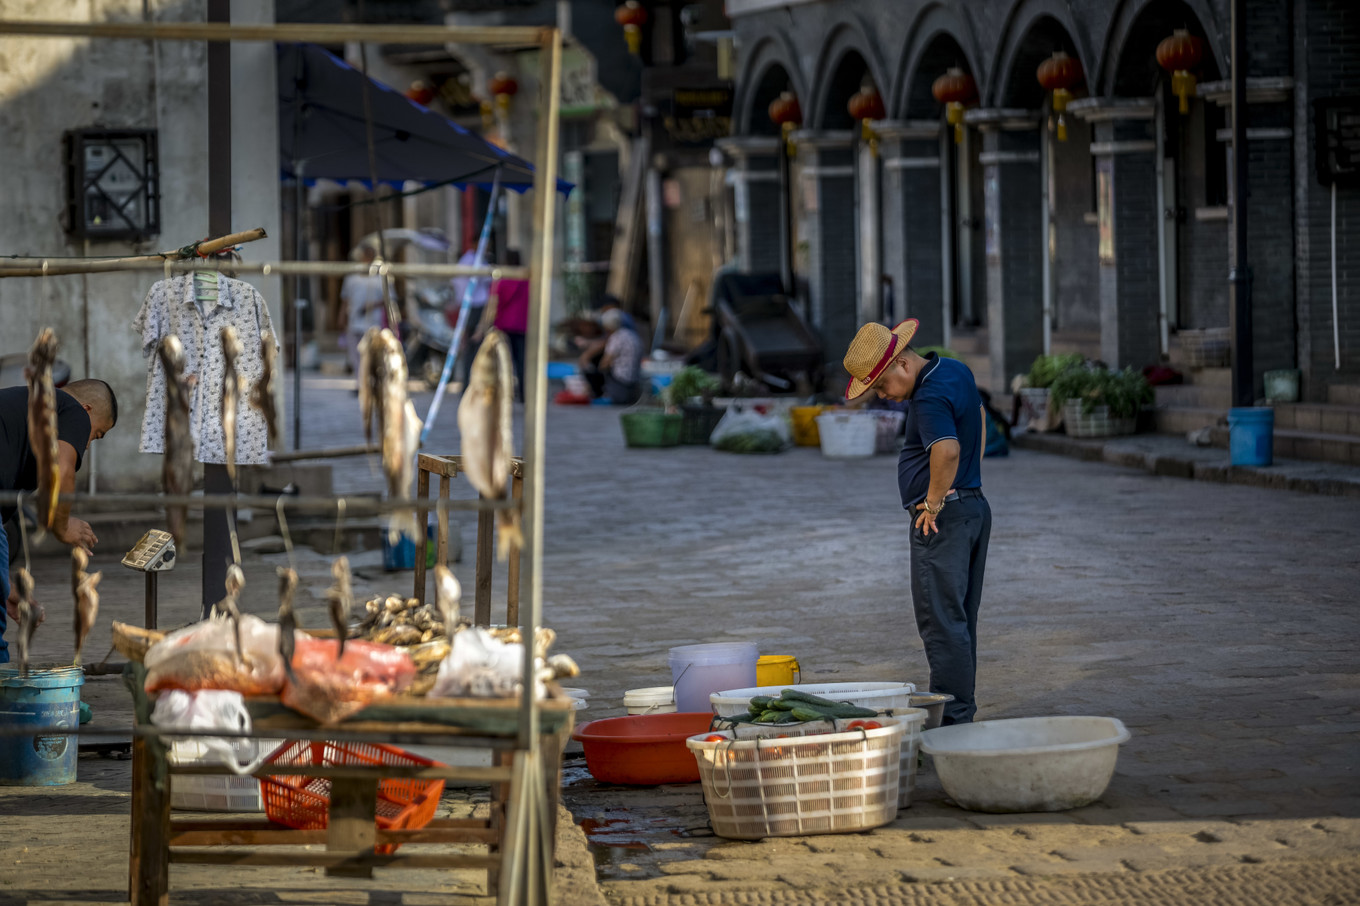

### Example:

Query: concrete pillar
xmin=1201 ymin=77 xmax=1297 ymax=394
xmin=790 ymin=130 xmax=858 ymax=363
xmin=1073 ymin=98 xmax=1162 ymax=370
xmin=715 ymin=136 xmax=782 ymax=274
xmin=966 ymin=108 xmax=1044 ymax=388
xmin=877 ymin=120 xmax=947 ymax=345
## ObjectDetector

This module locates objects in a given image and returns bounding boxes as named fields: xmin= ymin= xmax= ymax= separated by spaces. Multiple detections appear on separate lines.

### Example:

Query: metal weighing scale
xmin=121 ymin=528 xmax=176 ymax=631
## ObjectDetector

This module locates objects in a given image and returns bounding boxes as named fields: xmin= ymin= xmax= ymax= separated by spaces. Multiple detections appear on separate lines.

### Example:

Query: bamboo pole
xmin=0 ymin=20 xmax=546 ymax=47
xmin=0 ymin=227 xmax=268 ymax=277
xmin=0 ymin=258 xmax=526 ymax=280
xmin=0 ymin=490 xmax=512 ymax=515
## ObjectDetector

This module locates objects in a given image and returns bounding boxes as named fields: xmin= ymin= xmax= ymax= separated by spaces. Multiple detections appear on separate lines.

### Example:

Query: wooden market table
xmin=127 ymin=666 xmax=574 ymax=905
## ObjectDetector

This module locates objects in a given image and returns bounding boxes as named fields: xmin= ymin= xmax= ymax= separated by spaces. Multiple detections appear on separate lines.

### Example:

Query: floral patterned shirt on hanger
xmin=134 ymin=272 xmax=278 ymax=465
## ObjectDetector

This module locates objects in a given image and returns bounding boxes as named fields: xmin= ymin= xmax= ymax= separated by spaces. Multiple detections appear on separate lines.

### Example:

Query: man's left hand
xmin=914 ymin=503 xmax=941 ymax=536
xmin=56 ymin=517 xmax=98 ymax=554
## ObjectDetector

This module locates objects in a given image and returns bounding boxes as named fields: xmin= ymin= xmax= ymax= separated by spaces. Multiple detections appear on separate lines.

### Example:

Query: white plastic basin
xmin=920 ymin=716 xmax=1130 ymax=813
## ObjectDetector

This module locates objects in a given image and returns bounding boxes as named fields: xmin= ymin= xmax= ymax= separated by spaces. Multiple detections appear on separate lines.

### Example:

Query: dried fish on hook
xmin=356 ymin=327 xmax=383 ymax=442
xmin=158 ymin=336 xmax=193 ymax=547
xmin=13 ymin=568 xmax=38 ymax=677
xmin=376 ymin=331 xmax=421 ymax=544
xmin=276 ymin=567 xmax=300 ymax=684
xmin=71 ymin=547 xmax=88 ymax=601
xmin=457 ymin=329 xmax=522 ymax=560
xmin=325 ymin=556 xmax=354 ymax=657
xmin=72 ymin=570 xmax=102 ymax=667
xmin=25 ymin=329 xmax=61 ymax=530
xmin=220 ymin=326 xmax=243 ymax=482
xmin=214 ymin=564 xmax=247 ymax=665
xmin=249 ymin=328 xmax=282 ymax=450
xmin=434 ymin=565 xmax=462 ymax=633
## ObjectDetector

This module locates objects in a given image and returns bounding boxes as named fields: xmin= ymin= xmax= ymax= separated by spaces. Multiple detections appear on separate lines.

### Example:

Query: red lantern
xmin=490 ymin=71 xmax=518 ymax=114
xmin=1036 ymin=51 xmax=1082 ymax=141
xmin=1156 ymin=29 xmax=1204 ymax=114
xmin=932 ymin=67 xmax=977 ymax=144
xmin=405 ymin=80 xmax=435 ymax=107
xmin=615 ymin=1 xmax=648 ymax=55
xmin=768 ymin=91 xmax=802 ymax=157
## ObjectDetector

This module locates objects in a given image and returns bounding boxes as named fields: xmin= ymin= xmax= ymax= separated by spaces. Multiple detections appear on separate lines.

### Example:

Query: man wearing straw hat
xmin=843 ymin=320 xmax=991 ymax=725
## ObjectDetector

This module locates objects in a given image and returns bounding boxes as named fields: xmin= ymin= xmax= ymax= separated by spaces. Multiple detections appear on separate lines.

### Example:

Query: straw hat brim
xmin=844 ymin=319 xmax=919 ymax=401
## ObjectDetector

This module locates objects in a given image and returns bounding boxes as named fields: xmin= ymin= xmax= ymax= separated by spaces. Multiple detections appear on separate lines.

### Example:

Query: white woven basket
xmin=686 ymin=718 xmax=904 ymax=839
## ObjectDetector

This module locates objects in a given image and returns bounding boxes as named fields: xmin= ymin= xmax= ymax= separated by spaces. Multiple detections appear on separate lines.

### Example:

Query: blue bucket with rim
xmin=1227 ymin=407 xmax=1274 ymax=467
xmin=0 ymin=665 xmax=85 ymax=786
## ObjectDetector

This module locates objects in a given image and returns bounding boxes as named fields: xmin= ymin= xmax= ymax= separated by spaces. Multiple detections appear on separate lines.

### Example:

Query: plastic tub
xmin=709 ymin=681 xmax=915 ymax=719
xmin=908 ymin=691 xmax=955 ymax=731
xmin=669 ymin=642 xmax=758 ymax=714
xmin=755 ymin=655 xmax=800 ymax=687
xmin=0 ymin=665 xmax=85 ymax=786
xmin=790 ymin=406 xmax=826 ymax=446
xmin=169 ymin=737 xmax=285 ymax=811
xmin=871 ymin=410 xmax=906 ymax=454
xmin=816 ymin=412 xmax=876 ymax=458
xmin=1228 ymin=407 xmax=1274 ymax=467
xmin=571 ymin=712 xmax=712 ymax=784
xmin=921 ymin=716 xmax=1130 ymax=813
xmin=624 ymin=686 xmax=676 ymax=715
xmin=559 ymin=687 xmax=590 ymax=711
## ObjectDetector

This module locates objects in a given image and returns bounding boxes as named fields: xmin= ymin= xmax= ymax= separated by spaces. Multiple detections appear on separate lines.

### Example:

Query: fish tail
xmin=495 ymin=510 xmax=524 ymax=562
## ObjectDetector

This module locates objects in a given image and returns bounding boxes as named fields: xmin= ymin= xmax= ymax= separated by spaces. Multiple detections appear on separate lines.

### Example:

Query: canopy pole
xmin=293 ymin=161 xmax=305 ymax=451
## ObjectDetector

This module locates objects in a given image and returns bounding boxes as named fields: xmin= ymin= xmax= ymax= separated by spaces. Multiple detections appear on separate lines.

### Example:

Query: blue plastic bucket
xmin=1227 ymin=407 xmax=1274 ymax=467
xmin=0 ymin=665 xmax=85 ymax=786
xmin=383 ymin=522 xmax=438 ymax=571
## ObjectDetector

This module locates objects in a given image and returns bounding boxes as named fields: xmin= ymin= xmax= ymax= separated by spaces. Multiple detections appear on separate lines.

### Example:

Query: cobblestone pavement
xmin=2 ymin=378 xmax=1358 ymax=905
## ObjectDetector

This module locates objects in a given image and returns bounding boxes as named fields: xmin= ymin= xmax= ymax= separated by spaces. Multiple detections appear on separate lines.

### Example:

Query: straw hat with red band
xmin=842 ymin=319 xmax=919 ymax=401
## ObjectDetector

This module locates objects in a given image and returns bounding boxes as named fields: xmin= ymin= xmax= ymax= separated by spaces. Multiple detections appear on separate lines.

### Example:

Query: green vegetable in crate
xmin=749 ymin=695 xmax=774 ymax=710
xmin=714 ymin=429 xmax=785 ymax=454
xmin=778 ymin=689 xmax=878 ymax=719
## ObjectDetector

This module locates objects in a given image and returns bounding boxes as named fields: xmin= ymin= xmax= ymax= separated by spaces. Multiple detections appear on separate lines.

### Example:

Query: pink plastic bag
xmin=144 ymin=615 xmax=286 ymax=696
xmin=282 ymin=637 xmax=416 ymax=724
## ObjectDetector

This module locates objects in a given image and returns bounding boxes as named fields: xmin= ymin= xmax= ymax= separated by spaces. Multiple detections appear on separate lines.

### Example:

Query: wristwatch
xmin=924 ymin=498 xmax=945 ymax=516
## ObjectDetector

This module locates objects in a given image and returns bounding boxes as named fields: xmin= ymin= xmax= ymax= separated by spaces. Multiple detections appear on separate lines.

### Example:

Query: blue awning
xmin=278 ymin=43 xmax=572 ymax=195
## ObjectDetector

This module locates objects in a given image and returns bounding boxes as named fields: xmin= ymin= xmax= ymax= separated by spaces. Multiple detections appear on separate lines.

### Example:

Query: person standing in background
xmin=475 ymin=250 xmax=529 ymax=402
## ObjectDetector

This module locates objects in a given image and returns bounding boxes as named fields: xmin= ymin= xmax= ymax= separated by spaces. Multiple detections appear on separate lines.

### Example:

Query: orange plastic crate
xmin=260 ymin=740 xmax=445 ymax=855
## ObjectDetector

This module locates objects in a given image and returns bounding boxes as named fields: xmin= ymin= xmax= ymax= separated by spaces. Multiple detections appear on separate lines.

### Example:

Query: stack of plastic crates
xmin=260 ymin=740 xmax=445 ymax=854
xmin=686 ymin=718 xmax=905 ymax=839
xmin=168 ymin=737 xmax=284 ymax=812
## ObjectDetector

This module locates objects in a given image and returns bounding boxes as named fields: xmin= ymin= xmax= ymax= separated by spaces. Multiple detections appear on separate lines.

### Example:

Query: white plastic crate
xmin=709 ymin=682 xmax=916 ymax=719
xmin=686 ymin=718 xmax=904 ymax=839
xmin=892 ymin=708 xmax=927 ymax=809
xmin=168 ymin=737 xmax=284 ymax=812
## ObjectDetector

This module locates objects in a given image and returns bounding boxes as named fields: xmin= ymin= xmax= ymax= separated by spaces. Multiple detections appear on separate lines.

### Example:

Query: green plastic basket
xmin=620 ymin=411 xmax=683 ymax=448
xmin=679 ymin=404 xmax=726 ymax=445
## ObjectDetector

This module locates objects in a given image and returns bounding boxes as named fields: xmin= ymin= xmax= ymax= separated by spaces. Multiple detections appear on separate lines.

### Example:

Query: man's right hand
xmin=56 ymin=517 xmax=98 ymax=554
xmin=5 ymin=595 xmax=45 ymax=627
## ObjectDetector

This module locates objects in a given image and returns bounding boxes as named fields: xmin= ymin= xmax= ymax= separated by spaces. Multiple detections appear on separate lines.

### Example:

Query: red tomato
xmin=845 ymin=720 xmax=866 ymax=730
xmin=702 ymin=734 xmax=727 ymax=742
xmin=861 ymin=720 xmax=882 ymax=730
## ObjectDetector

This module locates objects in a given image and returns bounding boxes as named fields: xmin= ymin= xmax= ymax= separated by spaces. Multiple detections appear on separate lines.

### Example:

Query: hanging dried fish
xmin=276 ymin=566 xmax=299 ymax=684
xmin=357 ymin=327 xmax=383 ymax=442
xmin=71 ymin=547 xmax=88 ymax=601
xmin=325 ymin=556 xmax=353 ymax=657
xmin=434 ymin=565 xmax=462 ymax=633
xmin=158 ymin=336 xmax=193 ymax=547
xmin=379 ymin=332 xmax=422 ymax=544
xmin=26 ymin=329 xmax=61 ymax=530
xmin=214 ymin=564 xmax=246 ymax=665
xmin=72 ymin=570 xmax=101 ymax=667
xmin=220 ymin=326 xmax=243 ymax=482
xmin=13 ymin=568 xmax=37 ymax=676
xmin=457 ymin=329 xmax=522 ymax=560
xmin=249 ymin=328 xmax=282 ymax=450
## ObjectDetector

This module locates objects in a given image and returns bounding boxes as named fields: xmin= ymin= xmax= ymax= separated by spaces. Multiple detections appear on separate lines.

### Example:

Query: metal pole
xmin=293 ymin=161 xmax=305 ymax=450
xmin=778 ymin=142 xmax=794 ymax=297
xmin=146 ymin=572 xmax=157 ymax=631
xmin=1229 ymin=0 xmax=1254 ymax=408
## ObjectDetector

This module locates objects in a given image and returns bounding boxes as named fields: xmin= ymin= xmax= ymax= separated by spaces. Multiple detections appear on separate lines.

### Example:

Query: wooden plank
xmin=506 ymin=473 xmax=523 ymax=627
xmin=131 ymin=737 xmax=171 ymax=906
xmin=475 ymin=499 xmax=494 ymax=625
xmin=436 ymin=474 xmax=451 ymax=568
xmin=417 ymin=453 xmax=462 ymax=477
xmin=325 ymin=777 xmax=378 ymax=879
xmin=168 ymin=817 xmax=489 ymax=832
xmin=0 ymin=20 xmax=548 ymax=47
xmin=169 ymin=851 xmax=498 ymax=869
xmin=414 ymin=466 xmax=430 ymax=603
xmin=171 ymin=829 xmax=327 ymax=846
xmin=173 ymin=763 xmax=514 ymax=782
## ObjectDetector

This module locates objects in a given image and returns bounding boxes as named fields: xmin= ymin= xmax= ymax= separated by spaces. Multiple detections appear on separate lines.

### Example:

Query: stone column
xmin=790 ymin=130 xmax=858 ymax=364
xmin=1201 ymin=77 xmax=1297 ymax=393
xmin=1072 ymin=98 xmax=1162 ymax=370
xmin=877 ymin=120 xmax=947 ymax=344
xmin=716 ymin=136 xmax=783 ymax=275
xmin=967 ymin=108 xmax=1044 ymax=388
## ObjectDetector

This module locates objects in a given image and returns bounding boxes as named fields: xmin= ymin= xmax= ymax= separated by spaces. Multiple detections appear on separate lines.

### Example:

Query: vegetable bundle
xmin=744 ymin=688 xmax=878 ymax=724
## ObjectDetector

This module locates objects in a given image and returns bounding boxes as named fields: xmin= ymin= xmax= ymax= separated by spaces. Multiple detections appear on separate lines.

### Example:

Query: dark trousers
xmin=909 ymin=489 xmax=991 ymax=725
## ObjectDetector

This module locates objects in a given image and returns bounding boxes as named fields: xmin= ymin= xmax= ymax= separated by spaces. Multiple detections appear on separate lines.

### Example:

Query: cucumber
xmin=789 ymin=706 xmax=825 ymax=722
xmin=779 ymin=690 xmax=877 ymax=718
xmin=768 ymin=698 xmax=797 ymax=711
xmin=755 ymin=710 xmax=784 ymax=723
xmin=749 ymin=695 xmax=774 ymax=710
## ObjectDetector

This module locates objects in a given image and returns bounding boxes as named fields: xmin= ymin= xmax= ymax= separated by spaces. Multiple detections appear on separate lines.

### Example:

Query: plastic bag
xmin=281 ymin=636 xmax=416 ymax=724
xmin=150 ymin=689 xmax=272 ymax=775
xmin=144 ymin=615 xmax=286 ymax=695
xmin=430 ymin=627 xmax=544 ymax=700
xmin=708 ymin=402 xmax=791 ymax=452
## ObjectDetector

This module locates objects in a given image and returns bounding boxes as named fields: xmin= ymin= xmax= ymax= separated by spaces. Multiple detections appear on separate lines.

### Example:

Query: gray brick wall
xmin=983 ymin=128 xmax=1044 ymax=386
xmin=1051 ymin=117 xmax=1100 ymax=333
xmin=1097 ymin=119 xmax=1162 ymax=370
xmin=881 ymin=134 xmax=946 ymax=344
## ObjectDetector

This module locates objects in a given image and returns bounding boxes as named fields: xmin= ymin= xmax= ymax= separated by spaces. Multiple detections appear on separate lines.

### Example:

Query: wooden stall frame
xmin=0 ymin=16 xmax=564 ymax=906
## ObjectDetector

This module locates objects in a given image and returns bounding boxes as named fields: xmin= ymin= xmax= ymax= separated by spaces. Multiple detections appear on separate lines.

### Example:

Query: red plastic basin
xmin=571 ymin=712 xmax=713 ymax=785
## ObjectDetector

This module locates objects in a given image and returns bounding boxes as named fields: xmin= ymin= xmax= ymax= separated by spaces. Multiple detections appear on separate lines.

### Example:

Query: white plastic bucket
xmin=624 ymin=686 xmax=677 ymax=715
xmin=560 ymin=687 xmax=590 ymax=711
xmin=816 ymin=412 xmax=877 ymax=459
xmin=669 ymin=642 xmax=758 ymax=713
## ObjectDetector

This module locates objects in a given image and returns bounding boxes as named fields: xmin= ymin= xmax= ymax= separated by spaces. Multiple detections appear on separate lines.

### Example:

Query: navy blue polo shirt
xmin=897 ymin=354 xmax=983 ymax=509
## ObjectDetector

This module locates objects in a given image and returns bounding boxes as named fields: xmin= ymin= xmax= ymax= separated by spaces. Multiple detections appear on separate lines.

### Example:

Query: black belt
xmin=945 ymin=488 xmax=984 ymax=501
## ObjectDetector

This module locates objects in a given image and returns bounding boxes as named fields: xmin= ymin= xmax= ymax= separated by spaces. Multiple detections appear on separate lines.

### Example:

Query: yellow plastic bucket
xmin=790 ymin=407 xmax=826 ymax=447
xmin=756 ymin=655 xmax=801 ymax=687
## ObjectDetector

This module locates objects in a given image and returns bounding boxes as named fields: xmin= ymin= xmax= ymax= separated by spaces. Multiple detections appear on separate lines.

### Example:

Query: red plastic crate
xmin=260 ymin=740 xmax=445 ymax=855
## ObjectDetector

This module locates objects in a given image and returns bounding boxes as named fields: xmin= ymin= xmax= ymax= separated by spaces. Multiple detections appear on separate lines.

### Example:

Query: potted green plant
xmin=664 ymin=366 xmax=725 ymax=445
xmin=1019 ymin=354 xmax=1084 ymax=432
xmin=1051 ymin=365 xmax=1151 ymax=438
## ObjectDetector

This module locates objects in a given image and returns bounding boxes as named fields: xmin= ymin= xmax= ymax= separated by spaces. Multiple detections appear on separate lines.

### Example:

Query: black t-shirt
xmin=0 ymin=386 xmax=91 ymax=521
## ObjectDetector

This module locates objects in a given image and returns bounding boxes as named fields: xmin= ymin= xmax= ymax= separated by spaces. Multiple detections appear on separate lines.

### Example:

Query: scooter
xmin=404 ymin=285 xmax=459 ymax=389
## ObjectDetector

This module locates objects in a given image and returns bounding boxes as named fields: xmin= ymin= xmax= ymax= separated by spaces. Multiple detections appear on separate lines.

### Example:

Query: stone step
xmin=1274 ymin=429 xmax=1360 ymax=467
xmin=1048 ymin=331 xmax=1101 ymax=359
xmin=1154 ymin=406 xmax=1226 ymax=436
xmin=1328 ymin=383 xmax=1360 ymax=406
xmin=947 ymin=330 xmax=988 ymax=355
xmin=1155 ymin=383 xmax=1232 ymax=409
xmin=1269 ymin=401 xmax=1360 ymax=434
xmin=1182 ymin=365 xmax=1232 ymax=388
